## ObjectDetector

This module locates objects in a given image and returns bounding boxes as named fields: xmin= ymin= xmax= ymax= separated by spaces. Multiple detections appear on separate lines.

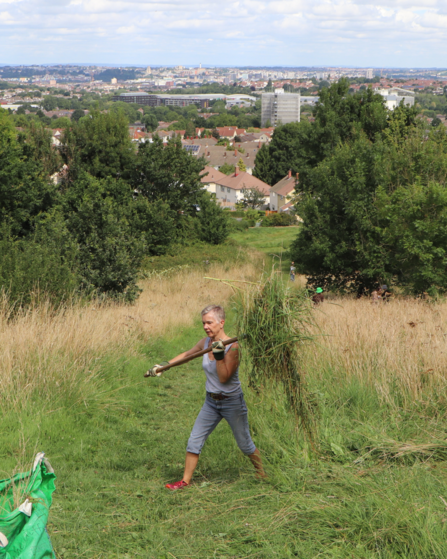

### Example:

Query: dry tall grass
xmin=305 ymin=297 xmax=447 ymax=406
xmin=0 ymin=258 xmax=259 ymax=412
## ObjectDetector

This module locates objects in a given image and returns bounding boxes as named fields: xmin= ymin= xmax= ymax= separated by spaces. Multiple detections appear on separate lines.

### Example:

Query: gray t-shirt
xmin=203 ymin=338 xmax=242 ymax=395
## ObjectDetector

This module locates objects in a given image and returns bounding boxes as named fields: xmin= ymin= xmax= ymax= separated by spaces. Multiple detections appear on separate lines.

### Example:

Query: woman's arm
xmin=215 ymin=343 xmax=239 ymax=383
xmin=168 ymin=338 xmax=206 ymax=366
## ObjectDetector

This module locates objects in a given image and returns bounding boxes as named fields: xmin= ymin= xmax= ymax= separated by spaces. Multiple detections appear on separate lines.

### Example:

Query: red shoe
xmin=165 ymin=480 xmax=189 ymax=490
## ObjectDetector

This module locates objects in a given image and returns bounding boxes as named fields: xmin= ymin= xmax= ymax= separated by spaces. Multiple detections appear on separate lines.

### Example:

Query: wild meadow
xmin=1 ymin=235 xmax=447 ymax=558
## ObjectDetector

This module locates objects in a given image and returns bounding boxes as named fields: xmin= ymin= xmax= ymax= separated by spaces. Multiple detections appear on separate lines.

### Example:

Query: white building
xmin=375 ymin=87 xmax=415 ymax=110
xmin=261 ymin=92 xmax=300 ymax=127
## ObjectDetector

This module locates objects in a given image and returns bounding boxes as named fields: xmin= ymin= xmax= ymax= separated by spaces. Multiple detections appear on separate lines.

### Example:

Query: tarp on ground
xmin=0 ymin=453 xmax=56 ymax=558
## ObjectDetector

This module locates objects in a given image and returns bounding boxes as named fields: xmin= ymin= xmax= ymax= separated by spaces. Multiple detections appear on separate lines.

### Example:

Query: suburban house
xmin=200 ymin=165 xmax=238 ymax=208
xmin=269 ymin=170 xmax=297 ymax=212
xmin=202 ymin=146 xmax=258 ymax=174
xmin=215 ymin=127 xmax=246 ymax=140
xmin=214 ymin=168 xmax=271 ymax=209
xmin=182 ymin=137 xmax=218 ymax=147
xmin=239 ymin=132 xmax=271 ymax=143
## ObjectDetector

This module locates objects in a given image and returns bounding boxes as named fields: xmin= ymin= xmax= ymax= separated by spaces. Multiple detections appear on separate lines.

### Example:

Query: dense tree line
xmin=0 ymin=109 xmax=229 ymax=305
xmin=257 ymin=78 xmax=447 ymax=295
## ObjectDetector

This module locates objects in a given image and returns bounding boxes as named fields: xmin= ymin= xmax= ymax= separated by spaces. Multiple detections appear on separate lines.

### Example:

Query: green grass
xmin=229 ymin=226 xmax=299 ymax=275
xmin=3 ymin=310 xmax=447 ymax=558
xmin=229 ymin=227 xmax=297 ymax=258
xmin=3 ymin=231 xmax=447 ymax=558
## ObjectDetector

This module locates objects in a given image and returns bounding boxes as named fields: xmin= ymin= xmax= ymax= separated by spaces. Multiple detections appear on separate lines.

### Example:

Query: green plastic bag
xmin=0 ymin=453 xmax=56 ymax=558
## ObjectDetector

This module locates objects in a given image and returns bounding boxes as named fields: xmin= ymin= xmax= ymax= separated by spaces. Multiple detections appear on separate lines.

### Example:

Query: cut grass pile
xmin=2 ymin=230 xmax=447 ymax=557
xmin=235 ymin=269 xmax=316 ymax=442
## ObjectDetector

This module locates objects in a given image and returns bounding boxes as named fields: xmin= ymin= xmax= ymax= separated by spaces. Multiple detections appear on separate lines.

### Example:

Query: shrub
xmin=194 ymin=195 xmax=229 ymax=245
xmin=0 ymin=221 xmax=79 ymax=307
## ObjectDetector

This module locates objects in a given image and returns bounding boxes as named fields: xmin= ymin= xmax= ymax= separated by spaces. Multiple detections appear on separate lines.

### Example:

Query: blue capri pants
xmin=187 ymin=392 xmax=257 ymax=456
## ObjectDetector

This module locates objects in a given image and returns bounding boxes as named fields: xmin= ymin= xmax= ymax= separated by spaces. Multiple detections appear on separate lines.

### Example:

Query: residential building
xmin=269 ymin=170 xmax=297 ymax=212
xmin=216 ymin=126 xmax=246 ymax=139
xmin=214 ymin=169 xmax=271 ymax=209
xmin=200 ymin=166 xmax=238 ymax=208
xmin=239 ymin=133 xmax=271 ymax=143
xmin=261 ymin=92 xmax=300 ymax=127
xmin=375 ymin=87 xmax=415 ymax=110
xmin=366 ymin=69 xmax=373 ymax=79
xmin=202 ymin=146 xmax=259 ymax=174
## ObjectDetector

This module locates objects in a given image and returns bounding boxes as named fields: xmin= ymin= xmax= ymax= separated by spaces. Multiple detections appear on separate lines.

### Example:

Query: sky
xmin=1 ymin=0 xmax=447 ymax=68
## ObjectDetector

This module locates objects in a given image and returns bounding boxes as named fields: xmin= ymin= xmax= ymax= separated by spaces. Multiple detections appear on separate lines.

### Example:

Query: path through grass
xmin=3 ymin=232 xmax=447 ymax=558
xmin=4 ymin=316 xmax=446 ymax=558
xmin=229 ymin=227 xmax=299 ymax=275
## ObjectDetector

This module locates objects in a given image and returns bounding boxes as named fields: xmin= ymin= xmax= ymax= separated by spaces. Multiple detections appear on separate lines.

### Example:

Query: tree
xmin=71 ymin=109 xmax=85 ymax=122
xmin=142 ymin=113 xmax=158 ymax=132
xmin=265 ymin=79 xmax=397 ymax=186
xmin=184 ymin=120 xmax=196 ymax=138
xmin=431 ymin=116 xmax=442 ymax=127
xmin=41 ymin=96 xmax=58 ymax=111
xmin=266 ymin=121 xmax=313 ymax=184
xmin=375 ymin=181 xmax=447 ymax=294
xmin=265 ymin=79 xmax=273 ymax=92
xmin=62 ymin=110 xmax=136 ymax=180
xmin=237 ymin=157 xmax=246 ymax=172
xmin=219 ymin=162 xmax=235 ymax=175
xmin=131 ymin=135 xmax=205 ymax=213
xmin=109 ymin=101 xmax=139 ymax=124
xmin=0 ymin=111 xmax=57 ymax=237
xmin=253 ymin=144 xmax=272 ymax=185
xmin=194 ymin=192 xmax=229 ymax=245
xmin=289 ymin=124 xmax=447 ymax=295
xmin=17 ymin=121 xmax=63 ymax=177
xmin=61 ymin=172 xmax=143 ymax=301
xmin=211 ymin=128 xmax=220 ymax=139
xmin=239 ymin=187 xmax=266 ymax=209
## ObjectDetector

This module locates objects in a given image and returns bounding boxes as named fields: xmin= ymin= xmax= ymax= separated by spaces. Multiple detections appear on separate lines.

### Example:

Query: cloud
xmin=1 ymin=0 xmax=447 ymax=66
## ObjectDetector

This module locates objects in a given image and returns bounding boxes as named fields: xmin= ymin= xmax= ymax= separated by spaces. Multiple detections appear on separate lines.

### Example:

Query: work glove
xmin=211 ymin=340 xmax=226 ymax=361
xmin=145 ymin=361 xmax=169 ymax=377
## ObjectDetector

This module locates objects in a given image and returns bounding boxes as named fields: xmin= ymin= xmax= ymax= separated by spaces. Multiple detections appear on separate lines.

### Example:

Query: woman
xmin=148 ymin=304 xmax=265 ymax=490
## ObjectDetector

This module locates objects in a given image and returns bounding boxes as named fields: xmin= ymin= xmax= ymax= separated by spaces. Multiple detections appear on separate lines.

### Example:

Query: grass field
xmin=2 ymin=229 xmax=447 ymax=558
xmin=229 ymin=227 xmax=298 ymax=275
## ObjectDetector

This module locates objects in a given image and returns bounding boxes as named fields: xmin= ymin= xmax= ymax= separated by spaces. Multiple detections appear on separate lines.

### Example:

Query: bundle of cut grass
xmin=235 ymin=269 xmax=317 ymax=442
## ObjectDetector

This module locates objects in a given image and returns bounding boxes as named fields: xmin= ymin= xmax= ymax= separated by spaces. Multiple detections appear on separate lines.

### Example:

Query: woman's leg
xmin=182 ymin=452 xmax=200 ymax=484
xmin=182 ymin=396 xmax=221 ymax=483
xmin=222 ymin=394 xmax=266 ymax=478
xmin=248 ymin=448 xmax=267 ymax=478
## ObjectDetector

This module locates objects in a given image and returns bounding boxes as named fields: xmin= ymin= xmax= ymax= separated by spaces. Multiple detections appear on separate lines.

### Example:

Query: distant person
xmin=290 ymin=262 xmax=296 ymax=282
xmin=371 ymin=289 xmax=380 ymax=304
xmin=379 ymin=284 xmax=392 ymax=302
xmin=312 ymin=287 xmax=324 ymax=305
xmin=147 ymin=304 xmax=266 ymax=490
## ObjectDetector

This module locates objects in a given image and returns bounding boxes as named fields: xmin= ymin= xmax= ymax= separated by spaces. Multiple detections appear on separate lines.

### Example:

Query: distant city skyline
xmin=2 ymin=1 xmax=447 ymax=67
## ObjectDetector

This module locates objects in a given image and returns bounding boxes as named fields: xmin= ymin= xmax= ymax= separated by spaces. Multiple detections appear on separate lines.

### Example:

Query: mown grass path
xmin=38 ymin=320 xmax=447 ymax=559
xmin=3 ymin=229 xmax=447 ymax=558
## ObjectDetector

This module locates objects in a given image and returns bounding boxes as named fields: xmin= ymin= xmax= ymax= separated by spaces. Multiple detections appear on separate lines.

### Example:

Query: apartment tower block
xmin=261 ymin=92 xmax=300 ymax=127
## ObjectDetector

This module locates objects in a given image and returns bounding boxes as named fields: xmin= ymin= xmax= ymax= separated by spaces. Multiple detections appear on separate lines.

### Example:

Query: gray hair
xmin=201 ymin=305 xmax=225 ymax=321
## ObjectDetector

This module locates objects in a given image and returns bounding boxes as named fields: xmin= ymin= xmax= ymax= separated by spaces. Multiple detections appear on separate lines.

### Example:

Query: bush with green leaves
xmin=62 ymin=173 xmax=144 ymax=302
xmin=0 ymin=220 xmax=79 ymax=307
xmin=193 ymin=193 xmax=229 ymax=245
xmin=290 ymin=123 xmax=447 ymax=295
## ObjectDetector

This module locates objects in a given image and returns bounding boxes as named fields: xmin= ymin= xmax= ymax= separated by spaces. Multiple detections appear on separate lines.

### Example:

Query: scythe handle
xmin=144 ymin=336 xmax=239 ymax=377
